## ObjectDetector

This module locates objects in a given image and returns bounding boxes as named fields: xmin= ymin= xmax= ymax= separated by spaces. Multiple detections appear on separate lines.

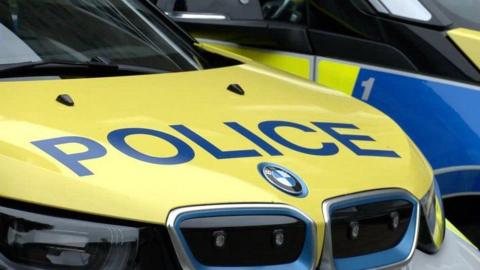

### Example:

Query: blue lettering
xmin=225 ymin=122 xmax=282 ymax=156
xmin=32 ymin=136 xmax=107 ymax=176
xmin=171 ymin=125 xmax=261 ymax=159
xmin=258 ymin=121 xmax=339 ymax=156
xmin=34 ymin=121 xmax=400 ymax=174
xmin=313 ymin=122 xmax=400 ymax=158
xmin=108 ymin=128 xmax=194 ymax=164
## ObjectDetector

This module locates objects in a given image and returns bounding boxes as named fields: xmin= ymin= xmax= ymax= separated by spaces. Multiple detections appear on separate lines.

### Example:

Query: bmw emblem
xmin=258 ymin=163 xmax=308 ymax=197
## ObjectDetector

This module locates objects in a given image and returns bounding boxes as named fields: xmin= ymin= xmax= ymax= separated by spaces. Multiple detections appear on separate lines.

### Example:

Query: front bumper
xmin=406 ymin=227 xmax=480 ymax=269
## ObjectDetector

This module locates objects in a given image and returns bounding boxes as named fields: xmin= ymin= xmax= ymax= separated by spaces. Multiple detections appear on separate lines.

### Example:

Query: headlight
xmin=417 ymin=179 xmax=445 ymax=253
xmin=0 ymin=205 xmax=139 ymax=269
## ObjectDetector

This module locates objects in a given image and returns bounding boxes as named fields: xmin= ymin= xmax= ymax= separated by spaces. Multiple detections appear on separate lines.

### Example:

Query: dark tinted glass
xmin=158 ymin=0 xmax=306 ymax=24
xmin=260 ymin=0 xmax=306 ymax=24
xmin=0 ymin=0 xmax=200 ymax=71
xmin=434 ymin=0 xmax=480 ymax=30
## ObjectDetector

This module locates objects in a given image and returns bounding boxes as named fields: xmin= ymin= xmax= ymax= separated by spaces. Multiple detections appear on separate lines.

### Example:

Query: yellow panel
xmin=0 ymin=62 xmax=432 ymax=227
xmin=202 ymin=43 xmax=312 ymax=80
xmin=448 ymin=28 xmax=480 ymax=70
xmin=317 ymin=60 xmax=360 ymax=96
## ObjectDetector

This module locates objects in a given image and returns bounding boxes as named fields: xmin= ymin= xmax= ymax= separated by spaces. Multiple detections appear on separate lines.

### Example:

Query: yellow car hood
xmin=0 ymin=63 xmax=432 ymax=225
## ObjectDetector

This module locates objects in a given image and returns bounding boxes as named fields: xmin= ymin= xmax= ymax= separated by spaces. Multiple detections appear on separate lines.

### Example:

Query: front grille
xmin=320 ymin=189 xmax=419 ymax=270
xmin=180 ymin=215 xmax=306 ymax=266
xmin=331 ymin=200 xmax=413 ymax=258
xmin=167 ymin=204 xmax=316 ymax=270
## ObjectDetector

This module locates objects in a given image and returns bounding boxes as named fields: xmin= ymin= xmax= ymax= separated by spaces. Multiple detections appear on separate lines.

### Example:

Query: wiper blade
xmin=0 ymin=59 xmax=116 ymax=72
xmin=0 ymin=58 xmax=165 ymax=78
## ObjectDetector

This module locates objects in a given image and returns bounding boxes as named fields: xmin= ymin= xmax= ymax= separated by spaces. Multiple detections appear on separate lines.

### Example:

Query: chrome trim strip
xmin=166 ymin=12 xmax=228 ymax=20
xmin=443 ymin=192 xmax=480 ymax=199
xmin=434 ymin=165 xmax=480 ymax=175
xmin=166 ymin=203 xmax=317 ymax=270
xmin=319 ymin=189 xmax=420 ymax=270
xmin=166 ymin=209 xmax=195 ymax=270
xmin=310 ymin=55 xmax=317 ymax=82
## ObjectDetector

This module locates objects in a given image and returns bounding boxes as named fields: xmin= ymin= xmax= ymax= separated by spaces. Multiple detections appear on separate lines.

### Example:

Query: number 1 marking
xmin=361 ymin=77 xmax=375 ymax=101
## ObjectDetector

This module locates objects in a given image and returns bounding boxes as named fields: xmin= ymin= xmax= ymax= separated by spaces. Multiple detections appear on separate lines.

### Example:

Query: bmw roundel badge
xmin=258 ymin=162 xmax=308 ymax=197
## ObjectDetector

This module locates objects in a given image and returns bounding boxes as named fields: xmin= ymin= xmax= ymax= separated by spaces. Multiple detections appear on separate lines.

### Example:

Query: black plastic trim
xmin=308 ymin=29 xmax=417 ymax=71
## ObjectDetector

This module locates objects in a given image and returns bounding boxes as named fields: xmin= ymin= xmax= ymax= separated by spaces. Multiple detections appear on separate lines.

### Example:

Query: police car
xmin=157 ymin=0 xmax=480 ymax=247
xmin=0 ymin=1 xmax=478 ymax=269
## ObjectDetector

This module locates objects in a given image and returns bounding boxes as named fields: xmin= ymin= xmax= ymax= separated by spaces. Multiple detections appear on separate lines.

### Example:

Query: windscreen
xmin=0 ymin=0 xmax=201 ymax=72
xmin=434 ymin=0 xmax=480 ymax=30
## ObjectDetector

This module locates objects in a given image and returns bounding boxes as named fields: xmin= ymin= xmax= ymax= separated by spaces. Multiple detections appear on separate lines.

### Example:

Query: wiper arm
xmin=0 ymin=57 xmax=165 ymax=78
xmin=0 ymin=59 xmax=116 ymax=72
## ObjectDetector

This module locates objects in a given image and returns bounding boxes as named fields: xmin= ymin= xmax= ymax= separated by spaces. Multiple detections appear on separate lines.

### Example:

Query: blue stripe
xmin=436 ymin=169 xmax=480 ymax=196
xmin=352 ymin=69 xmax=480 ymax=196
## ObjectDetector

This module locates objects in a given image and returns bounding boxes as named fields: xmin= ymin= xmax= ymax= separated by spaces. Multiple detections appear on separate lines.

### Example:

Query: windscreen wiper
xmin=0 ymin=57 xmax=166 ymax=78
